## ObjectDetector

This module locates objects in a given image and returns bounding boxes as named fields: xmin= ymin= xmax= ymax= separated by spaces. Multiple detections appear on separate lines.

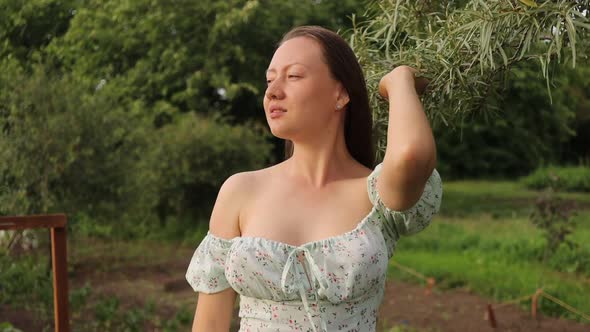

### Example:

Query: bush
xmin=0 ymin=61 xmax=274 ymax=238
xmin=134 ymin=111 xmax=273 ymax=227
xmin=0 ymin=252 xmax=53 ymax=322
xmin=547 ymin=243 xmax=590 ymax=275
xmin=0 ymin=322 xmax=23 ymax=332
xmin=521 ymin=166 xmax=590 ymax=192
xmin=0 ymin=63 xmax=147 ymax=220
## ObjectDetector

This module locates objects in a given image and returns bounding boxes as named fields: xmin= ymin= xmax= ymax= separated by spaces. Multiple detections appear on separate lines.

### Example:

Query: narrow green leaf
xmin=498 ymin=46 xmax=508 ymax=67
xmin=572 ymin=20 xmax=590 ymax=30
xmin=393 ymin=0 xmax=402 ymax=32
xmin=519 ymin=0 xmax=538 ymax=8
xmin=564 ymin=15 xmax=576 ymax=68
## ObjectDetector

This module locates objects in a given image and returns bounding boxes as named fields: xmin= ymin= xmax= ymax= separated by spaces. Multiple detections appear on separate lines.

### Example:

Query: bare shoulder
xmin=219 ymin=171 xmax=260 ymax=198
xmin=208 ymin=168 xmax=266 ymax=239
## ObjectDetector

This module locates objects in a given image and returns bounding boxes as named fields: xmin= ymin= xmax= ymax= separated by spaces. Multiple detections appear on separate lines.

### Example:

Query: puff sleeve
xmin=185 ymin=231 xmax=233 ymax=294
xmin=367 ymin=162 xmax=442 ymax=258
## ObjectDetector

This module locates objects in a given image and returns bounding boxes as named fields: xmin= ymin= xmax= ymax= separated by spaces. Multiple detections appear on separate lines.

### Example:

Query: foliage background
xmin=0 ymin=0 xmax=587 ymax=250
xmin=1 ymin=0 xmax=589 ymax=225
xmin=0 ymin=0 xmax=363 ymax=227
xmin=1 ymin=0 xmax=589 ymax=330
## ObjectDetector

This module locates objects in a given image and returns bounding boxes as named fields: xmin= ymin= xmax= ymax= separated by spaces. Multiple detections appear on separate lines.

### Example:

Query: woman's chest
xmin=239 ymin=178 xmax=373 ymax=247
xmin=223 ymin=221 xmax=389 ymax=303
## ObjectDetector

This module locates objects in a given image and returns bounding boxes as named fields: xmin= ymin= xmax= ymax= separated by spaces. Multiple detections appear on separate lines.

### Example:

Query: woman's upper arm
xmin=193 ymin=288 xmax=237 ymax=332
xmin=367 ymin=161 xmax=442 ymax=254
xmin=378 ymin=149 xmax=436 ymax=211
xmin=191 ymin=172 xmax=251 ymax=331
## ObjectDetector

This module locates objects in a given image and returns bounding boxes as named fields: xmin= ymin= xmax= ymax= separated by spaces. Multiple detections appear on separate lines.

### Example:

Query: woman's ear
xmin=335 ymin=86 xmax=350 ymax=111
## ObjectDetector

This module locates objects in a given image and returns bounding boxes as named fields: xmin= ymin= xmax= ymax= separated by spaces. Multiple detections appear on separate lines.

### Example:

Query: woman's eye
xmin=288 ymin=75 xmax=300 ymax=78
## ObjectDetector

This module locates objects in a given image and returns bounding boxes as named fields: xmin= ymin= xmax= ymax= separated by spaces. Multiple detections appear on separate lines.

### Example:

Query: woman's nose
xmin=265 ymin=80 xmax=285 ymax=100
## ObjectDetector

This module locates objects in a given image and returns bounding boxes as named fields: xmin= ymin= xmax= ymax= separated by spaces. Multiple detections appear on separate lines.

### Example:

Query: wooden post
xmin=531 ymin=289 xmax=543 ymax=319
xmin=487 ymin=304 xmax=497 ymax=328
xmin=0 ymin=214 xmax=69 ymax=332
xmin=425 ymin=277 xmax=436 ymax=296
xmin=51 ymin=225 xmax=69 ymax=332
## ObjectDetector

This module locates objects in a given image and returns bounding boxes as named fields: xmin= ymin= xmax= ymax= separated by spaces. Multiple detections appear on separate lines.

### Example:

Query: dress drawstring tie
xmin=280 ymin=247 xmax=329 ymax=332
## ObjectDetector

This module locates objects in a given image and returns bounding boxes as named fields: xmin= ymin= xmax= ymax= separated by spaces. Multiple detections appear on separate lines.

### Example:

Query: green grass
xmin=390 ymin=251 xmax=589 ymax=319
xmin=441 ymin=180 xmax=590 ymax=218
xmin=388 ymin=179 xmax=590 ymax=322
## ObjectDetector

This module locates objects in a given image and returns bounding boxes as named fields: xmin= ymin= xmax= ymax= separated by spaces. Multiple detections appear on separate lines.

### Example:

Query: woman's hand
xmin=378 ymin=65 xmax=429 ymax=100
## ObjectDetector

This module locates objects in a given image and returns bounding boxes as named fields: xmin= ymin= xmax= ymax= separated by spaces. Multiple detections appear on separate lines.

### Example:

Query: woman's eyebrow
xmin=266 ymin=62 xmax=308 ymax=74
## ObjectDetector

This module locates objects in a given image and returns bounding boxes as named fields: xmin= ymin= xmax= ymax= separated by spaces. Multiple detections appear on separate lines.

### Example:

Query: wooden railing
xmin=0 ymin=214 xmax=69 ymax=332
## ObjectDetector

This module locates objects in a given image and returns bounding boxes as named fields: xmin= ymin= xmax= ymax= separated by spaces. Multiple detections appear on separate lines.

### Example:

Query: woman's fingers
xmin=378 ymin=66 xmax=428 ymax=99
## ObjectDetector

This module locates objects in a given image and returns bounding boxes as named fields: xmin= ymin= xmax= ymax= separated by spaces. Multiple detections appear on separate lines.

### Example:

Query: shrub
xmin=0 ymin=253 xmax=53 ymax=322
xmin=521 ymin=166 xmax=590 ymax=192
xmin=0 ymin=63 xmax=146 ymax=220
xmin=134 ymin=111 xmax=273 ymax=227
xmin=0 ymin=322 xmax=23 ymax=332
xmin=0 ymin=62 xmax=273 ymax=237
xmin=547 ymin=243 xmax=590 ymax=275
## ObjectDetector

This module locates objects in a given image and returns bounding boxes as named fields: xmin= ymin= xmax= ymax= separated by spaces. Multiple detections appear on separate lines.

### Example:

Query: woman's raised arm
xmin=377 ymin=65 xmax=437 ymax=211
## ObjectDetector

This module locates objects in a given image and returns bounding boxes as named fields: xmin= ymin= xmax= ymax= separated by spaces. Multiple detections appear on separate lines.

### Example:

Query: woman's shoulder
xmin=222 ymin=163 xmax=279 ymax=190
xmin=209 ymin=169 xmax=268 ymax=239
xmin=216 ymin=164 xmax=279 ymax=208
xmin=221 ymin=169 xmax=260 ymax=192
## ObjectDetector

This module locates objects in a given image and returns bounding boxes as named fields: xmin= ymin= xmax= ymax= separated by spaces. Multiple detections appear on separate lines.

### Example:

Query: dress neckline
xmin=207 ymin=165 xmax=382 ymax=249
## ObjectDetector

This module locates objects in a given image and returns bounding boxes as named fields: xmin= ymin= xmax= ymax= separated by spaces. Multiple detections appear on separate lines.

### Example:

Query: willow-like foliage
xmin=350 ymin=0 xmax=590 ymax=157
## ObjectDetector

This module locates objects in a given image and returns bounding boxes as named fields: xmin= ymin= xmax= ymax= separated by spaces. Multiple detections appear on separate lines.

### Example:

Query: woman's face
xmin=263 ymin=36 xmax=348 ymax=141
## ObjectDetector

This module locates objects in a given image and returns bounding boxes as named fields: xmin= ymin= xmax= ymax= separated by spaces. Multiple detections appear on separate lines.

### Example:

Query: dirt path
xmin=4 ymin=246 xmax=589 ymax=331
xmin=377 ymin=280 xmax=589 ymax=332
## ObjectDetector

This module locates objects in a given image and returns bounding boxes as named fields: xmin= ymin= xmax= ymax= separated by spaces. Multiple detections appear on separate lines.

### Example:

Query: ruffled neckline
xmin=205 ymin=164 xmax=383 ymax=249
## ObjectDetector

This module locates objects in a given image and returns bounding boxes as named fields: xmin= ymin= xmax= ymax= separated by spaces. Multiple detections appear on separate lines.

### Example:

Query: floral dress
xmin=186 ymin=162 xmax=443 ymax=332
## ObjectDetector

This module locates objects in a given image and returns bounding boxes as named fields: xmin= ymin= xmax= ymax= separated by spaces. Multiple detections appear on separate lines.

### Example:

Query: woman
xmin=186 ymin=25 xmax=442 ymax=332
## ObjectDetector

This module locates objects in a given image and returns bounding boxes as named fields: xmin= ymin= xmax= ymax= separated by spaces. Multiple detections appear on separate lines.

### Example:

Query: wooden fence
xmin=0 ymin=214 xmax=69 ymax=332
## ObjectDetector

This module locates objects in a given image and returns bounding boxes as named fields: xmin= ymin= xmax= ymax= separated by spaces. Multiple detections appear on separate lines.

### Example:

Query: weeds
xmin=530 ymin=190 xmax=578 ymax=261
xmin=0 ymin=322 xmax=22 ymax=332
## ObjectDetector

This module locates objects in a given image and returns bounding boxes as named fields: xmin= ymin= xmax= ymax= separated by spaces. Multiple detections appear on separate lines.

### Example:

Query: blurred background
xmin=0 ymin=0 xmax=589 ymax=331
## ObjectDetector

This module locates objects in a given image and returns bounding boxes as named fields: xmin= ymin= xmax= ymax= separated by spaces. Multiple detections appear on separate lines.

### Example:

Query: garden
xmin=1 ymin=0 xmax=589 ymax=331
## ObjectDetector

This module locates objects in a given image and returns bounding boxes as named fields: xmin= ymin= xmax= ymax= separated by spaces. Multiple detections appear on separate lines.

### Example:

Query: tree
xmin=45 ymin=0 xmax=364 ymax=125
xmin=0 ymin=0 xmax=77 ymax=64
xmin=0 ymin=63 xmax=145 ymax=218
xmin=351 ymin=0 xmax=590 ymax=164
xmin=434 ymin=60 xmax=590 ymax=177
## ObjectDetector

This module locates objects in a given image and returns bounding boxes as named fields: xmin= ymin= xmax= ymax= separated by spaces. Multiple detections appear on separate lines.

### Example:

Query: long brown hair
xmin=279 ymin=26 xmax=375 ymax=168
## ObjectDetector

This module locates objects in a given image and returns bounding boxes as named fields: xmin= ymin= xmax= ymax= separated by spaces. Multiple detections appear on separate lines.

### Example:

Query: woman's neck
xmin=286 ymin=129 xmax=354 ymax=188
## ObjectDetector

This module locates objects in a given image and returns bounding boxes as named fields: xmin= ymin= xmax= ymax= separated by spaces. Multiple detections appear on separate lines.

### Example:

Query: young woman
xmin=186 ymin=25 xmax=442 ymax=332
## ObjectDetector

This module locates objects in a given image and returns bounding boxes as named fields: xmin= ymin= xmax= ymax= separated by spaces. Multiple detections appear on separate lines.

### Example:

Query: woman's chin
xmin=270 ymin=131 xmax=289 ymax=140
xmin=268 ymin=126 xmax=293 ymax=140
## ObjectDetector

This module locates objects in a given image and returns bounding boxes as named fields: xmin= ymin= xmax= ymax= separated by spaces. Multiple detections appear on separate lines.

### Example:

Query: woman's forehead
xmin=268 ymin=37 xmax=324 ymax=71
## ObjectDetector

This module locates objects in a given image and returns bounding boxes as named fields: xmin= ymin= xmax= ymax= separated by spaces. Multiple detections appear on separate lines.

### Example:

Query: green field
xmin=390 ymin=180 xmax=590 ymax=321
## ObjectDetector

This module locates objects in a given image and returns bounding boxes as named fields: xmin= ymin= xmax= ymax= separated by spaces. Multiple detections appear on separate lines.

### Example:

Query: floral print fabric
xmin=186 ymin=163 xmax=442 ymax=331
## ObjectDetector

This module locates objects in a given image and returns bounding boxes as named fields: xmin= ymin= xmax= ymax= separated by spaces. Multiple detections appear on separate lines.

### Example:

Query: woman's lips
xmin=270 ymin=109 xmax=286 ymax=119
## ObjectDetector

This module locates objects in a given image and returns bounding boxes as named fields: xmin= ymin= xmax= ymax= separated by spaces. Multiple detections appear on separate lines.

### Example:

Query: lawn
xmin=390 ymin=180 xmax=590 ymax=322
